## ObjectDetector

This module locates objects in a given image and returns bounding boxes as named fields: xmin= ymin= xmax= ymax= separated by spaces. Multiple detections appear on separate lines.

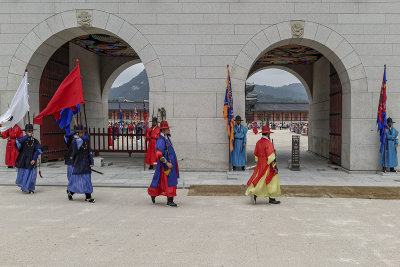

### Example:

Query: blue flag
xmin=55 ymin=104 xmax=80 ymax=134
xmin=119 ymin=103 xmax=123 ymax=122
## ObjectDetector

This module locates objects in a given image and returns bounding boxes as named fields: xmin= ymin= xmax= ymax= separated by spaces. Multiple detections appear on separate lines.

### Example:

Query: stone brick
xmin=148 ymin=75 xmax=166 ymax=92
xmin=129 ymin=32 xmax=149 ymax=53
xmin=200 ymin=55 xmax=235 ymax=67
xmin=263 ymin=25 xmax=281 ymax=45
xmin=195 ymin=44 xmax=242 ymax=56
xmin=147 ymin=34 xmax=213 ymax=45
xmin=106 ymin=15 xmax=124 ymax=36
xmin=230 ymin=3 xmax=294 ymax=14
xmin=138 ymin=44 xmax=157 ymax=64
xmin=153 ymin=45 xmax=195 ymax=56
xmin=195 ymin=67 xmax=226 ymax=79
xmin=234 ymin=51 xmax=253 ymax=70
xmin=0 ymin=23 xmax=35 ymax=34
xmin=218 ymin=14 xmax=261 ymax=25
xmin=250 ymin=31 xmax=270 ymax=52
xmin=159 ymin=55 xmax=200 ymax=67
xmin=92 ymin=10 xmax=109 ymax=30
xmin=182 ymin=3 xmax=229 ymax=14
xmin=173 ymin=92 xmax=216 ymax=118
xmin=197 ymin=118 xmax=227 ymax=144
xmin=165 ymin=78 xmax=225 ymax=92
xmin=163 ymin=67 xmax=196 ymax=79
xmin=339 ymin=14 xmax=385 ymax=24
xmin=118 ymin=22 xmax=138 ymax=43
xmin=295 ymin=3 xmax=329 ymax=14
xmin=137 ymin=25 xmax=178 ymax=35
xmin=234 ymin=25 xmax=268 ymax=35
xmin=118 ymin=3 xmax=182 ymax=14
xmin=144 ymin=59 xmax=163 ymax=78
xmin=157 ymin=14 xmax=203 ymax=25
xmin=60 ymin=10 xmax=77 ymax=29
xmin=179 ymin=25 xmax=234 ymax=35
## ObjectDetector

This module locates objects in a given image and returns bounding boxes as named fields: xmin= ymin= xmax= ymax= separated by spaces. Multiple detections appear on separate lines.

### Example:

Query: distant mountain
xmin=252 ymin=83 xmax=309 ymax=103
xmin=108 ymin=70 xmax=149 ymax=102
xmin=109 ymin=71 xmax=308 ymax=104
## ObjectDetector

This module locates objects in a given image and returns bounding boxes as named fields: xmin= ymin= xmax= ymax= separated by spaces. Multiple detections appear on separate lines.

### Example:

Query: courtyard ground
xmin=1 ymin=186 xmax=399 ymax=266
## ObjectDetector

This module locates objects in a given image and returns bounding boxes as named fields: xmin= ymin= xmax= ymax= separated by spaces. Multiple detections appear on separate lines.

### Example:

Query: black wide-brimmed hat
xmin=152 ymin=117 xmax=158 ymax=123
xmin=75 ymin=124 xmax=86 ymax=133
xmin=24 ymin=124 xmax=36 ymax=131
xmin=235 ymin=115 xmax=243 ymax=121
xmin=387 ymin=117 xmax=395 ymax=124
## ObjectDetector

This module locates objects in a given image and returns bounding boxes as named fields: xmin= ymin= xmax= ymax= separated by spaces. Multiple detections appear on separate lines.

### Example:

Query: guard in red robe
xmin=108 ymin=124 xmax=113 ymax=147
xmin=1 ymin=124 xmax=23 ymax=167
xmin=146 ymin=117 xmax=161 ymax=170
xmin=252 ymin=122 xmax=258 ymax=134
xmin=148 ymin=121 xmax=179 ymax=207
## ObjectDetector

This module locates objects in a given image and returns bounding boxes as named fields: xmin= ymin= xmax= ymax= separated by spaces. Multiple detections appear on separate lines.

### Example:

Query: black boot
xmin=232 ymin=166 xmax=236 ymax=171
xmin=269 ymin=198 xmax=280 ymax=204
xmin=167 ymin=197 xmax=177 ymax=207
xmin=250 ymin=194 xmax=257 ymax=204
xmin=151 ymin=196 xmax=156 ymax=204
xmin=390 ymin=168 xmax=396 ymax=172
xmin=85 ymin=193 xmax=95 ymax=203
xmin=149 ymin=165 xmax=154 ymax=170
xmin=67 ymin=190 xmax=73 ymax=201
xmin=242 ymin=166 xmax=245 ymax=171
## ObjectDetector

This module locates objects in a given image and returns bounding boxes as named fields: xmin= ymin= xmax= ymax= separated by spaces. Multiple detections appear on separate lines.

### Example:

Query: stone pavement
xmin=1 ymin=186 xmax=399 ymax=266
xmin=0 ymin=149 xmax=399 ymax=188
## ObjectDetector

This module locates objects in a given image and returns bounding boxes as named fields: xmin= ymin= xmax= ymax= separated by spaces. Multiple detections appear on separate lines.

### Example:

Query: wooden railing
xmin=88 ymin=128 xmax=147 ymax=156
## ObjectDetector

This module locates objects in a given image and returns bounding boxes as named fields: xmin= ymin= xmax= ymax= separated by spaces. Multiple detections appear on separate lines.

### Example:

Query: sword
xmin=91 ymin=168 xmax=104 ymax=175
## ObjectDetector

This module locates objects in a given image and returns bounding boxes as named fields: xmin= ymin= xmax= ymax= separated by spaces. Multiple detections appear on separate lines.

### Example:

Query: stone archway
xmin=231 ymin=21 xmax=368 ymax=171
xmin=3 ymin=10 xmax=165 ymax=161
xmin=5 ymin=10 xmax=165 ymax=125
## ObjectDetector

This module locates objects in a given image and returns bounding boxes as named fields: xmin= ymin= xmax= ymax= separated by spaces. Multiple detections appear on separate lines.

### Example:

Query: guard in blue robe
xmin=231 ymin=115 xmax=248 ymax=170
xmin=15 ymin=124 xmax=42 ymax=194
xmin=67 ymin=125 xmax=95 ymax=203
xmin=64 ymin=131 xmax=75 ymax=182
xmin=381 ymin=117 xmax=399 ymax=172
xmin=148 ymin=121 xmax=179 ymax=207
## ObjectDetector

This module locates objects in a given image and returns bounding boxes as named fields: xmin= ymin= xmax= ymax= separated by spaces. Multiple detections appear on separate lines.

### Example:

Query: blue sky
xmin=112 ymin=64 xmax=301 ymax=88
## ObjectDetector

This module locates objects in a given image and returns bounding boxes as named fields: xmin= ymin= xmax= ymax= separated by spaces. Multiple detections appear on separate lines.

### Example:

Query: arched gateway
xmin=231 ymin=21 xmax=367 ymax=171
xmin=5 ymin=10 xmax=164 ymax=160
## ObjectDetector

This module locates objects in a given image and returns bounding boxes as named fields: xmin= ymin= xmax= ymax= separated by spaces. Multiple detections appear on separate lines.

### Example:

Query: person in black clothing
xmin=15 ymin=124 xmax=42 ymax=194
xmin=66 ymin=125 xmax=95 ymax=203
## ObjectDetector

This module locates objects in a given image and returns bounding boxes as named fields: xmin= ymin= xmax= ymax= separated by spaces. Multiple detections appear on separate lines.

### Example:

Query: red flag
xmin=34 ymin=60 xmax=84 ymax=125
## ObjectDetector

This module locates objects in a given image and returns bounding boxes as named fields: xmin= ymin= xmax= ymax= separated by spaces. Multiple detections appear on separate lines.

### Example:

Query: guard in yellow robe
xmin=246 ymin=125 xmax=281 ymax=204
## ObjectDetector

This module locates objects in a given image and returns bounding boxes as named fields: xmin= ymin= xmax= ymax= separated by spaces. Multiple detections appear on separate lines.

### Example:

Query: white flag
xmin=0 ymin=71 xmax=30 ymax=132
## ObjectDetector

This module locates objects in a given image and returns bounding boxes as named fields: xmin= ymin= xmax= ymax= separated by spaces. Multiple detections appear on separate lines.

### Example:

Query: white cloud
xmin=247 ymin=68 xmax=302 ymax=87
xmin=112 ymin=63 xmax=145 ymax=88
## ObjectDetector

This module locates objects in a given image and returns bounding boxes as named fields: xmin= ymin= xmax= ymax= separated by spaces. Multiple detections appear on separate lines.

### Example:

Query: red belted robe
xmin=246 ymin=136 xmax=281 ymax=198
xmin=146 ymin=126 xmax=161 ymax=166
xmin=1 ymin=125 xmax=23 ymax=167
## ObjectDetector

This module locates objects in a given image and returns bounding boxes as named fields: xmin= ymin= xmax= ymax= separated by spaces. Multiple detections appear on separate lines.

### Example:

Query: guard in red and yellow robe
xmin=1 ymin=124 xmax=23 ymax=167
xmin=246 ymin=125 xmax=281 ymax=204
xmin=146 ymin=117 xmax=161 ymax=170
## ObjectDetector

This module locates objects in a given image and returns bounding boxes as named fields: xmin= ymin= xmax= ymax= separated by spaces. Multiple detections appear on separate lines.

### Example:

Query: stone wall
xmin=0 ymin=1 xmax=398 ymax=171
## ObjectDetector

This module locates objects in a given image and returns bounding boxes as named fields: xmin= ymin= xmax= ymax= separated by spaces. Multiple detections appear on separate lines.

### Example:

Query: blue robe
xmin=149 ymin=135 xmax=179 ymax=188
xmin=64 ymin=132 xmax=75 ymax=181
xmin=230 ymin=124 xmax=247 ymax=167
xmin=15 ymin=135 xmax=42 ymax=191
xmin=380 ymin=127 xmax=399 ymax=168
xmin=67 ymin=136 xmax=94 ymax=194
